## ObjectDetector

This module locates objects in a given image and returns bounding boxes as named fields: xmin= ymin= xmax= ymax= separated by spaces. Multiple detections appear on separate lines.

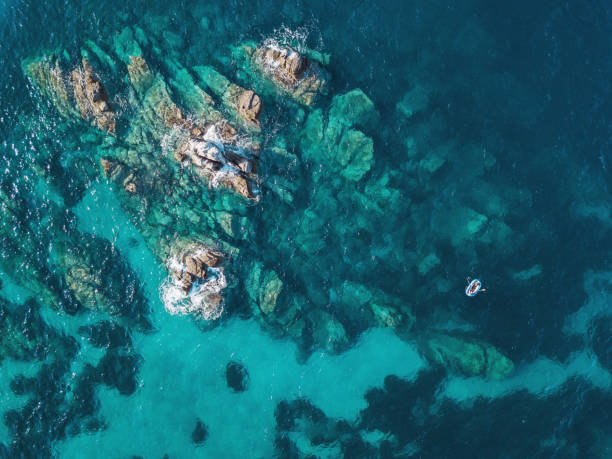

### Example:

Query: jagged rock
xmin=261 ymin=46 xmax=307 ymax=84
xmin=237 ymin=90 xmax=262 ymax=126
xmin=184 ymin=254 xmax=208 ymax=279
xmin=175 ymin=246 xmax=224 ymax=293
xmin=71 ymin=59 xmax=116 ymax=133
xmin=254 ymin=44 xmax=327 ymax=105
xmin=176 ymin=138 xmax=259 ymax=200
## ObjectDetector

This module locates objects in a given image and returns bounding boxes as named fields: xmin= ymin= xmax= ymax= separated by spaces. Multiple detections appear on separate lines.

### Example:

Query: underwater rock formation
xmin=420 ymin=333 xmax=514 ymax=380
xmin=0 ymin=299 xmax=73 ymax=364
xmin=19 ymin=22 xmax=518 ymax=379
xmin=226 ymin=361 xmax=250 ymax=392
xmin=300 ymin=89 xmax=379 ymax=181
xmin=191 ymin=419 xmax=208 ymax=445
xmin=23 ymin=54 xmax=115 ymax=132
xmin=56 ymin=233 xmax=151 ymax=328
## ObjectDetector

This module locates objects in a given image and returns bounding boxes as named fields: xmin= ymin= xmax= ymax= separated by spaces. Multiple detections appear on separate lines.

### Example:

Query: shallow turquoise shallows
xmin=1 ymin=0 xmax=612 ymax=457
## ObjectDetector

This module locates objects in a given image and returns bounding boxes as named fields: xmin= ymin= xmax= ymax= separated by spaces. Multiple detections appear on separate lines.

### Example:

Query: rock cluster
xmin=174 ymin=137 xmax=259 ymax=200
xmin=171 ymin=245 xmax=224 ymax=295
xmin=23 ymin=55 xmax=115 ymax=133
xmin=253 ymin=44 xmax=328 ymax=105
xmin=72 ymin=59 xmax=116 ymax=133
xmin=19 ymin=22 xmax=520 ymax=378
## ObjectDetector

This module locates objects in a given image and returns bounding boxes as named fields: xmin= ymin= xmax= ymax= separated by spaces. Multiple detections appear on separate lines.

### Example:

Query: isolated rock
xmin=226 ymin=361 xmax=250 ymax=392
xmin=191 ymin=419 xmax=208 ymax=445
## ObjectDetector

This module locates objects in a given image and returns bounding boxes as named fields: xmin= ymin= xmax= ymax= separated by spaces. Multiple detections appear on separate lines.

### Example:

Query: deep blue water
xmin=1 ymin=0 xmax=612 ymax=457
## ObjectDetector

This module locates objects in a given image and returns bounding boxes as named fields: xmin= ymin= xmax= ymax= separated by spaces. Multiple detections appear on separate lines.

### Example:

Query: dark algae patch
xmin=226 ymin=361 xmax=250 ymax=392
xmin=0 ymin=0 xmax=611 ymax=456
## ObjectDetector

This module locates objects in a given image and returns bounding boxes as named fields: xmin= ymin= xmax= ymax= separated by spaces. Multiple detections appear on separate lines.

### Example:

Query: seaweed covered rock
xmin=0 ymin=299 xmax=72 ymax=363
xmin=421 ymin=333 xmax=514 ymax=380
xmin=300 ymin=89 xmax=378 ymax=181
xmin=246 ymin=263 xmax=283 ymax=316
xmin=396 ymin=83 xmax=432 ymax=119
xmin=56 ymin=233 xmax=150 ymax=327
xmin=191 ymin=419 xmax=208 ymax=445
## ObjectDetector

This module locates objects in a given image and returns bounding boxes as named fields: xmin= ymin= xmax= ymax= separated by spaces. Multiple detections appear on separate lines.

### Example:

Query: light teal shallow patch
xmin=441 ymin=350 xmax=612 ymax=402
xmin=563 ymin=270 xmax=612 ymax=337
xmin=55 ymin=318 xmax=425 ymax=458
xmin=73 ymin=180 xmax=167 ymax=301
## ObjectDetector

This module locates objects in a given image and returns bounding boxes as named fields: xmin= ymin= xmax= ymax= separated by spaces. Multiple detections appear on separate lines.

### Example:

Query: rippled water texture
xmin=1 ymin=0 xmax=612 ymax=457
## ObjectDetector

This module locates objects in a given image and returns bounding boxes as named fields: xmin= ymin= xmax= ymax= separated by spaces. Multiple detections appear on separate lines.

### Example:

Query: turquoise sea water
xmin=1 ymin=0 xmax=612 ymax=457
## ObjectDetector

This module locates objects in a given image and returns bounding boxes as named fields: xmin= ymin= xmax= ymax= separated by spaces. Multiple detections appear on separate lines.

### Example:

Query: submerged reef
xmin=18 ymin=16 xmax=520 ymax=381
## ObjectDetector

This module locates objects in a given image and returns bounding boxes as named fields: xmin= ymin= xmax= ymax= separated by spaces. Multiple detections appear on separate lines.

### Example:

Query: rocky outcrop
xmin=161 ymin=243 xmax=227 ymax=320
xmin=171 ymin=245 xmax=224 ymax=294
xmin=254 ymin=44 xmax=327 ymax=106
xmin=71 ymin=59 xmax=116 ymax=133
xmin=175 ymin=137 xmax=259 ymax=200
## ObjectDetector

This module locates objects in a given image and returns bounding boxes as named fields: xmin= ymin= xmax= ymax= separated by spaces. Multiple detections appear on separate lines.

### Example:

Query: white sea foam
xmin=160 ymin=251 xmax=227 ymax=320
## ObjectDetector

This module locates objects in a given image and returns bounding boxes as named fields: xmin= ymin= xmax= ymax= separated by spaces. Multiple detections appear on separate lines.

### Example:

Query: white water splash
xmin=160 ymin=251 xmax=227 ymax=321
